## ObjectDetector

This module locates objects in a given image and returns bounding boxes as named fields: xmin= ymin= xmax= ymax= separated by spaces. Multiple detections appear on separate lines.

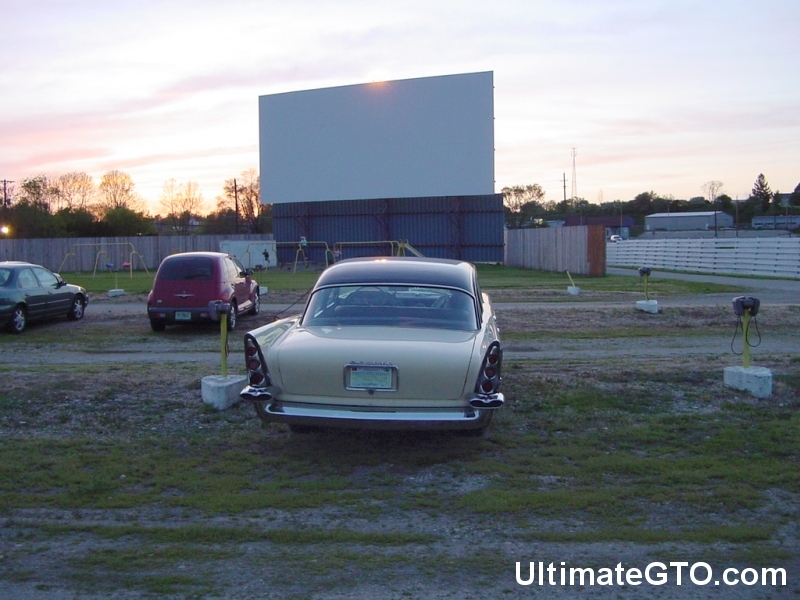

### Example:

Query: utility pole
xmin=233 ymin=179 xmax=239 ymax=234
xmin=1 ymin=179 xmax=13 ymax=207
xmin=714 ymin=198 xmax=718 ymax=238
xmin=570 ymin=148 xmax=577 ymax=202
xmin=571 ymin=149 xmax=582 ymax=225
xmin=667 ymin=198 xmax=671 ymax=232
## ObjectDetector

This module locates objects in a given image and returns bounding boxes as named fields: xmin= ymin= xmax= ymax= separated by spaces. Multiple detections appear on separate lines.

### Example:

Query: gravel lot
xmin=1 ymin=278 xmax=798 ymax=599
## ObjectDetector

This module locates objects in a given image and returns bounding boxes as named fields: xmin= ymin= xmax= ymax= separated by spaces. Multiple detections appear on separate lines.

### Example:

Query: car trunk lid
xmin=272 ymin=326 xmax=479 ymax=402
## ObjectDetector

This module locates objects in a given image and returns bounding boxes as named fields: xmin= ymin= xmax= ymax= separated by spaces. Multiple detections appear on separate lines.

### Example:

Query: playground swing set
xmin=279 ymin=238 xmax=424 ymax=273
xmin=58 ymin=243 xmax=150 ymax=279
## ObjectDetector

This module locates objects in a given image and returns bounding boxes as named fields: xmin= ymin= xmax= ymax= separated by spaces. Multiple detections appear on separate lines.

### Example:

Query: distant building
xmin=645 ymin=211 xmax=733 ymax=231
xmin=752 ymin=214 xmax=800 ymax=229
xmin=562 ymin=214 xmax=635 ymax=239
xmin=562 ymin=215 xmax=635 ymax=228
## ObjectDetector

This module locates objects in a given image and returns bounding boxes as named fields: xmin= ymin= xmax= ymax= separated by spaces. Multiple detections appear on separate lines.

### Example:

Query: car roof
xmin=0 ymin=261 xmax=38 ymax=269
xmin=162 ymin=252 xmax=230 ymax=260
xmin=314 ymin=257 xmax=477 ymax=294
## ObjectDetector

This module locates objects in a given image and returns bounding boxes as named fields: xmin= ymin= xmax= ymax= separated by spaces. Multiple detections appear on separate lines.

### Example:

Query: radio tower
xmin=570 ymin=148 xmax=577 ymax=201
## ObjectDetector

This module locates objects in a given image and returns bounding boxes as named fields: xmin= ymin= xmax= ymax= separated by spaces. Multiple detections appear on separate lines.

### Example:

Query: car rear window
xmin=0 ymin=268 xmax=11 ymax=286
xmin=302 ymin=285 xmax=478 ymax=331
xmin=158 ymin=257 xmax=215 ymax=281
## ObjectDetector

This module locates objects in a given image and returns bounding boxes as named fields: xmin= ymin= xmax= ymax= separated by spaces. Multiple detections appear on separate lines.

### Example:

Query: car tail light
xmin=244 ymin=335 xmax=271 ymax=388
xmin=474 ymin=341 xmax=502 ymax=396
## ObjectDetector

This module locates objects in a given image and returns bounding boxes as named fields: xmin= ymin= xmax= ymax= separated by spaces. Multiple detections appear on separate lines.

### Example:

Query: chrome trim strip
xmin=255 ymin=400 xmax=493 ymax=430
xmin=266 ymin=403 xmax=480 ymax=422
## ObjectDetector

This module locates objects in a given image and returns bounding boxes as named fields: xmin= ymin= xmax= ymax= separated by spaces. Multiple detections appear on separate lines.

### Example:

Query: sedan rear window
xmin=158 ymin=257 xmax=215 ymax=281
xmin=302 ymin=285 xmax=478 ymax=331
xmin=0 ymin=268 xmax=10 ymax=286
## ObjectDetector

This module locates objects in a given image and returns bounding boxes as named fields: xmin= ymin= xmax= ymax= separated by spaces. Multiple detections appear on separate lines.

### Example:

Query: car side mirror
xmin=244 ymin=268 xmax=253 ymax=277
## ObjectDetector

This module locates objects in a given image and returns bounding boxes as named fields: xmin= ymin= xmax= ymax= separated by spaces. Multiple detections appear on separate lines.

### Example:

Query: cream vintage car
xmin=240 ymin=257 xmax=503 ymax=434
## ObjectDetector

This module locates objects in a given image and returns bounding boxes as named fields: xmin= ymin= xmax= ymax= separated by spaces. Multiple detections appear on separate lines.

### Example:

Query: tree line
xmin=0 ymin=169 xmax=270 ymax=238
xmin=2 ymin=169 xmax=797 ymax=238
xmin=502 ymin=174 xmax=800 ymax=230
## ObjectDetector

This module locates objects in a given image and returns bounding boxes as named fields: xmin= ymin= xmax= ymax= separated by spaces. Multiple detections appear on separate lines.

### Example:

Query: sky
xmin=1 ymin=0 xmax=798 ymax=214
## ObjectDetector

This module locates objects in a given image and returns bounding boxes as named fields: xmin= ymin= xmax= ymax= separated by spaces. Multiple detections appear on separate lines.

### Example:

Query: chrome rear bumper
xmin=241 ymin=388 xmax=498 ymax=431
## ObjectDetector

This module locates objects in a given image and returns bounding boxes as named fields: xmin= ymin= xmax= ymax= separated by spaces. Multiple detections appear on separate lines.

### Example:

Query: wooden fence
xmin=607 ymin=237 xmax=800 ymax=279
xmin=0 ymin=235 xmax=272 ymax=273
xmin=504 ymin=225 xmax=606 ymax=276
xmin=10 ymin=231 xmax=792 ymax=279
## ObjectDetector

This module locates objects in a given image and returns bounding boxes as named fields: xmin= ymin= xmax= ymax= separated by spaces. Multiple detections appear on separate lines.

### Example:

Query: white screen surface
xmin=259 ymin=72 xmax=494 ymax=204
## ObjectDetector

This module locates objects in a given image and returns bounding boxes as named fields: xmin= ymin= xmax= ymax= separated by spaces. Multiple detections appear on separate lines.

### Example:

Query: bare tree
xmin=502 ymin=184 xmax=545 ymax=228
xmin=159 ymin=179 xmax=205 ymax=234
xmin=95 ymin=170 xmax=142 ymax=216
xmin=702 ymin=180 xmax=724 ymax=236
xmin=221 ymin=169 xmax=267 ymax=233
xmin=702 ymin=180 xmax=724 ymax=206
xmin=55 ymin=172 xmax=95 ymax=212
xmin=159 ymin=178 xmax=181 ymax=215
xmin=179 ymin=181 xmax=204 ymax=216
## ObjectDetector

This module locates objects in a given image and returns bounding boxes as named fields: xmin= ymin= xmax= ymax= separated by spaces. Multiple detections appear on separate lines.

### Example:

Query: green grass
xmin=523 ymin=524 xmax=775 ymax=544
xmin=3 ymin=371 xmax=797 ymax=519
xmin=41 ymin=523 xmax=437 ymax=546
xmin=59 ymin=263 xmax=746 ymax=297
xmin=60 ymin=268 xmax=320 ymax=295
xmin=474 ymin=263 xmax=745 ymax=295
xmin=61 ymin=270 xmax=157 ymax=294
xmin=52 ymin=528 xmax=466 ymax=597
xmin=500 ymin=326 xmax=727 ymax=341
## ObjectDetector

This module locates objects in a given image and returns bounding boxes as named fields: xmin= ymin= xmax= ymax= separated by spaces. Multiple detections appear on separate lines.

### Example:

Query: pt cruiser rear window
xmin=158 ymin=257 xmax=214 ymax=281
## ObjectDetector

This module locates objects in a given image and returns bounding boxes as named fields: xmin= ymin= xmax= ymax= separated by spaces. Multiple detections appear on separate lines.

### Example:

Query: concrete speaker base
xmin=635 ymin=299 xmax=659 ymax=314
xmin=724 ymin=366 xmax=772 ymax=399
xmin=201 ymin=375 xmax=248 ymax=410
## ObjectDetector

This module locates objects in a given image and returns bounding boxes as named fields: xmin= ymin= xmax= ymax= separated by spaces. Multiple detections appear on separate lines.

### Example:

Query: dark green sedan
xmin=0 ymin=261 xmax=88 ymax=334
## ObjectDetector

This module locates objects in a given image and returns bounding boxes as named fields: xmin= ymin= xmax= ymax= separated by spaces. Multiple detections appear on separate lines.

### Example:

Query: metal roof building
xmin=645 ymin=211 xmax=733 ymax=231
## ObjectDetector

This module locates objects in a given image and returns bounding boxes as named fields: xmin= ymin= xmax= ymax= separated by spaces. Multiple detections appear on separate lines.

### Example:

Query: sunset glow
xmin=1 ymin=0 xmax=797 ymax=212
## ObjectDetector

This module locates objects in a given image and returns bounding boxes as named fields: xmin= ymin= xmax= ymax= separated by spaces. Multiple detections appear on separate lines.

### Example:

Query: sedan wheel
xmin=227 ymin=303 xmax=237 ymax=330
xmin=7 ymin=306 xmax=26 ymax=334
xmin=249 ymin=290 xmax=260 ymax=315
xmin=67 ymin=297 xmax=85 ymax=320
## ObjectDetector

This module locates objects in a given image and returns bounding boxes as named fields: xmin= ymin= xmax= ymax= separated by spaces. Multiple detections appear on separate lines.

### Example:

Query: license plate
xmin=175 ymin=311 xmax=192 ymax=321
xmin=347 ymin=365 xmax=395 ymax=390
